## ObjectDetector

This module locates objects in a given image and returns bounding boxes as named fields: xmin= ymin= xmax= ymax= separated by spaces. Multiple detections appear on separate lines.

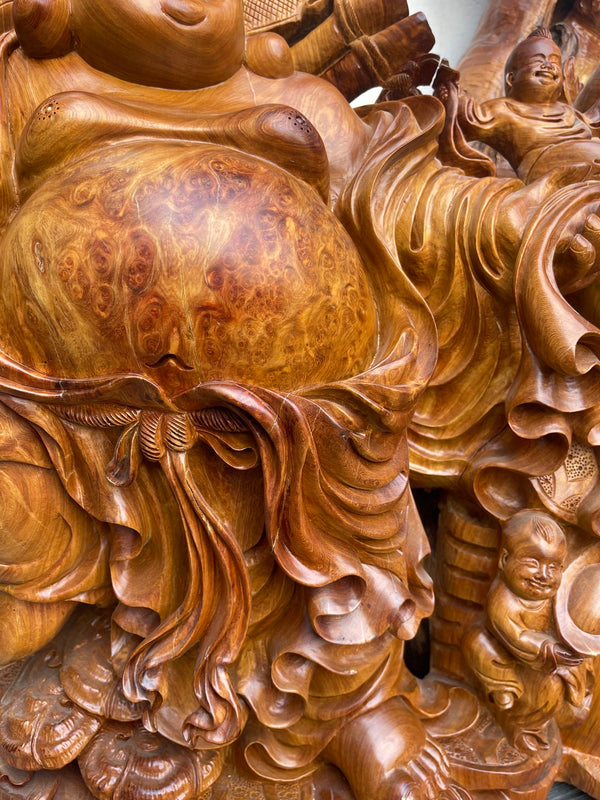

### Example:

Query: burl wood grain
xmin=0 ymin=141 xmax=376 ymax=395
xmin=1 ymin=1 xmax=600 ymax=799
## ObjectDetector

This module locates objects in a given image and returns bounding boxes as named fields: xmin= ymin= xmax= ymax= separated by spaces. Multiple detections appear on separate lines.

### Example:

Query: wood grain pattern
xmin=0 ymin=1 xmax=600 ymax=799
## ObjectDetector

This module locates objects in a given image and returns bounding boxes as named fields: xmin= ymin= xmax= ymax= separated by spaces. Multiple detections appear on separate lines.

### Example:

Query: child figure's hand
xmin=433 ymin=66 xmax=460 ymax=106
xmin=436 ymin=83 xmax=451 ymax=104
xmin=542 ymin=639 xmax=583 ymax=669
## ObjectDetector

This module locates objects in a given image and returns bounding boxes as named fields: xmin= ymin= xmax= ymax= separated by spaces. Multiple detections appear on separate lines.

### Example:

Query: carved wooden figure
xmin=1 ymin=1 xmax=600 ymax=799
xmin=438 ymin=28 xmax=600 ymax=183
xmin=456 ymin=0 xmax=556 ymax=102
xmin=463 ymin=512 xmax=593 ymax=753
xmin=455 ymin=0 xmax=600 ymax=107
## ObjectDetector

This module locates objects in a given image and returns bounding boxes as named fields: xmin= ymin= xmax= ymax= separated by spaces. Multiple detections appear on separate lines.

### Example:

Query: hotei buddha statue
xmin=1 ymin=2 xmax=600 ymax=800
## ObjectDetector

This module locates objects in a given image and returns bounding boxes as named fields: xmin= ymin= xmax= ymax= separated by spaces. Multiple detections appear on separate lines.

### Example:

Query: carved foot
xmin=324 ymin=696 xmax=465 ymax=800
xmin=372 ymin=743 xmax=468 ymax=800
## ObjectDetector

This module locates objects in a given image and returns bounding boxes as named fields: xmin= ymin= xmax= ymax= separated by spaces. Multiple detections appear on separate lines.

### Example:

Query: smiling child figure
xmin=463 ymin=511 xmax=594 ymax=754
xmin=446 ymin=27 xmax=600 ymax=183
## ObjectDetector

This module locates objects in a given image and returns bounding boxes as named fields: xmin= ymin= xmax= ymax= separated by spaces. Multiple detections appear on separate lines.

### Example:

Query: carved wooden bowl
xmin=556 ymin=543 xmax=600 ymax=655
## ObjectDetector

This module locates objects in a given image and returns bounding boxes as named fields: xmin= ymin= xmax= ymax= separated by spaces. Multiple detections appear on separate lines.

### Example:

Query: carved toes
xmin=387 ymin=770 xmax=468 ymax=800
xmin=583 ymin=212 xmax=600 ymax=253
xmin=567 ymin=232 xmax=595 ymax=268
xmin=374 ymin=738 xmax=462 ymax=800
xmin=388 ymin=771 xmax=428 ymax=800
xmin=402 ymin=740 xmax=450 ymax=800
xmin=555 ymin=212 xmax=600 ymax=293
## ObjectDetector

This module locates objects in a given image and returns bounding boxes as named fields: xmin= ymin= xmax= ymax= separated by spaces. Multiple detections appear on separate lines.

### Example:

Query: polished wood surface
xmin=456 ymin=0 xmax=600 ymax=106
xmin=1 ymin=1 xmax=600 ymax=799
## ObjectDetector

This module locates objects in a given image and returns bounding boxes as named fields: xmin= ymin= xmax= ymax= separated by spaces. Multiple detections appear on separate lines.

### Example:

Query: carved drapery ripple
xmin=3 ymin=0 xmax=600 ymax=797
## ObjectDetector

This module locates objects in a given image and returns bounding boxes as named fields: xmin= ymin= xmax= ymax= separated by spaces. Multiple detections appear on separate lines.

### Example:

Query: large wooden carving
xmin=0 ymin=0 xmax=600 ymax=798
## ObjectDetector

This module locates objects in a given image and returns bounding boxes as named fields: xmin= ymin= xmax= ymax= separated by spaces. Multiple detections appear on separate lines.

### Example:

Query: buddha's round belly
xmin=0 ymin=141 xmax=377 ymax=395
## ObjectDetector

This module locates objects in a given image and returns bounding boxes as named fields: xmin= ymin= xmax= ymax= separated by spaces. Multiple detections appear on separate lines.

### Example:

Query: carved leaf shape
xmin=164 ymin=413 xmax=197 ymax=452
xmin=60 ymin=608 xmax=145 ymax=722
xmin=0 ymin=646 xmax=101 ymax=770
xmin=78 ymin=722 xmax=224 ymax=800
xmin=106 ymin=421 xmax=141 ymax=486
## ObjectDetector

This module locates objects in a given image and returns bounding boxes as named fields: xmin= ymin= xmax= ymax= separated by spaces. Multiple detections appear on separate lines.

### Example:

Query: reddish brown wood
xmin=289 ymin=0 xmax=408 ymax=75
xmin=456 ymin=0 xmax=556 ymax=102
xmin=1 ymin=2 xmax=600 ymax=800
xmin=453 ymin=0 xmax=600 ymax=106
xmin=320 ymin=13 xmax=435 ymax=102
xmin=438 ymin=28 xmax=600 ymax=183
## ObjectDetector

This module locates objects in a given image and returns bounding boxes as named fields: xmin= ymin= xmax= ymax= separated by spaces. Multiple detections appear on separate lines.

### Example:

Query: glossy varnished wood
xmin=1 ymin=1 xmax=600 ymax=800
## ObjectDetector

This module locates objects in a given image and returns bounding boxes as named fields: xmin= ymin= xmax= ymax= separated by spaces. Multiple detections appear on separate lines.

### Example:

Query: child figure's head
xmin=13 ymin=0 xmax=246 ymax=90
xmin=499 ymin=511 xmax=566 ymax=601
xmin=504 ymin=29 xmax=563 ymax=104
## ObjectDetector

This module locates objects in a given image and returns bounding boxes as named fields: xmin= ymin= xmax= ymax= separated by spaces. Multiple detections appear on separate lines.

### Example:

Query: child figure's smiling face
xmin=70 ymin=0 xmax=246 ymax=89
xmin=505 ymin=37 xmax=564 ymax=104
xmin=501 ymin=532 xmax=566 ymax=601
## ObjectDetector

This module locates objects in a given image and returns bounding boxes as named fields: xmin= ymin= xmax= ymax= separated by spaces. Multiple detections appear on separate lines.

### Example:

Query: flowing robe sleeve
xmin=363 ymin=97 xmax=525 ymax=490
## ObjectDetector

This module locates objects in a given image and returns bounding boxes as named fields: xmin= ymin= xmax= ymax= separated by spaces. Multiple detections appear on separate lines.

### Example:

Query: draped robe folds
xmin=0 ymin=93 xmax=540 ymax=775
xmin=418 ymin=170 xmax=600 ymax=526
xmin=393 ymin=109 xmax=600 ymax=517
